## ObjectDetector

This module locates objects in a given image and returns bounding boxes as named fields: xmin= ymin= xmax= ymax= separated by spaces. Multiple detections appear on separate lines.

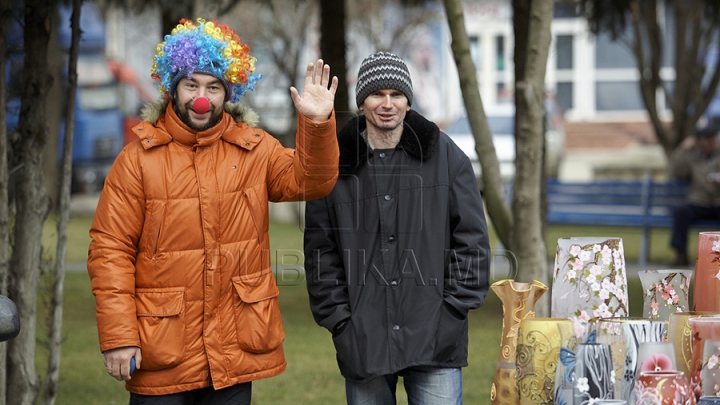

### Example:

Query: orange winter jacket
xmin=87 ymin=100 xmax=338 ymax=395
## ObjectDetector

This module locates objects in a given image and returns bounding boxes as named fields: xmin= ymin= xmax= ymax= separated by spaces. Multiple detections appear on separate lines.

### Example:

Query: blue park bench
xmin=546 ymin=175 xmax=720 ymax=266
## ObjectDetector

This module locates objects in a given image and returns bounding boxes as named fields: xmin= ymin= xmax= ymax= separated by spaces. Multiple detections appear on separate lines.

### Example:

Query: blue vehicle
xmin=5 ymin=2 xmax=124 ymax=193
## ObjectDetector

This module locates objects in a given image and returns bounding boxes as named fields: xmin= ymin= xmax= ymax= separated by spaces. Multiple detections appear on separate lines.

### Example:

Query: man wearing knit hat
xmin=304 ymin=51 xmax=490 ymax=404
xmin=87 ymin=18 xmax=339 ymax=404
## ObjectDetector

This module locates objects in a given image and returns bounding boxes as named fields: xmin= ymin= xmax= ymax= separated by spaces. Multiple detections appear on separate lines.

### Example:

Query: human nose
xmin=196 ymin=86 xmax=209 ymax=98
xmin=381 ymin=95 xmax=392 ymax=108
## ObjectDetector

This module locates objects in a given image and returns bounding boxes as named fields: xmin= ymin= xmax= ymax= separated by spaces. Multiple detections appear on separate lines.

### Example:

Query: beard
xmin=174 ymin=101 xmax=223 ymax=131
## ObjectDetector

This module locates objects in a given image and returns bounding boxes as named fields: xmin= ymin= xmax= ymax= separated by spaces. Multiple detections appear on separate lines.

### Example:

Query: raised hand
xmin=290 ymin=59 xmax=338 ymax=123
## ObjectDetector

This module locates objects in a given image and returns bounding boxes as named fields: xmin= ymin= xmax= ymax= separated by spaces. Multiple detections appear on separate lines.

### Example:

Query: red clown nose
xmin=193 ymin=97 xmax=210 ymax=114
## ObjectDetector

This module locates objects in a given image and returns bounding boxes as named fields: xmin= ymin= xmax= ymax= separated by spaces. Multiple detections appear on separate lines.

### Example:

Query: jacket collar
xmin=338 ymin=109 xmax=439 ymax=174
xmin=132 ymin=99 xmax=262 ymax=149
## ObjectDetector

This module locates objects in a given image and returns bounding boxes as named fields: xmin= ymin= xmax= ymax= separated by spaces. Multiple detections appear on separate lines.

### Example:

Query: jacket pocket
xmin=243 ymin=187 xmax=267 ymax=244
xmin=135 ymin=287 xmax=185 ymax=370
xmin=142 ymin=200 xmax=166 ymax=261
xmin=331 ymin=319 xmax=368 ymax=381
xmin=232 ymin=269 xmax=285 ymax=353
xmin=433 ymin=301 xmax=467 ymax=362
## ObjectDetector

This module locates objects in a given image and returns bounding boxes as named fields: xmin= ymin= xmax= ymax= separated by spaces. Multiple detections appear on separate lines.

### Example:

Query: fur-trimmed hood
xmin=338 ymin=109 xmax=439 ymax=174
xmin=140 ymin=99 xmax=260 ymax=127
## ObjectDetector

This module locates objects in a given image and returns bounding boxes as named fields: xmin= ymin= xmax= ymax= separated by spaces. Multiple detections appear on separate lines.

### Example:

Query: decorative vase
xmin=490 ymin=279 xmax=548 ymax=405
xmin=632 ymin=371 xmax=695 ymax=405
xmin=572 ymin=343 xmax=615 ymax=405
xmin=515 ymin=318 xmax=574 ymax=405
xmin=592 ymin=317 xmax=666 ymax=401
xmin=667 ymin=312 xmax=720 ymax=382
xmin=694 ymin=232 xmax=720 ymax=312
xmin=636 ymin=341 xmax=677 ymax=374
xmin=690 ymin=317 xmax=720 ymax=400
xmin=638 ymin=269 xmax=692 ymax=321
xmin=700 ymin=339 xmax=720 ymax=397
xmin=552 ymin=237 xmax=629 ymax=332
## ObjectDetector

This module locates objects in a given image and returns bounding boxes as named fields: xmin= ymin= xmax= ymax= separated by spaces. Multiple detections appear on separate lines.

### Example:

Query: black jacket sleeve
xmin=444 ymin=156 xmax=491 ymax=315
xmin=304 ymin=197 xmax=351 ymax=332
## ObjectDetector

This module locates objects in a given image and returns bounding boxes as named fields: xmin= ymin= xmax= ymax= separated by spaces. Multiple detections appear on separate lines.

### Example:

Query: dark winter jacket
xmin=304 ymin=110 xmax=490 ymax=382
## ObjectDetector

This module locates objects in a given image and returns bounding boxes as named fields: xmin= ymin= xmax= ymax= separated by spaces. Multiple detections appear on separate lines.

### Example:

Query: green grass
xmin=33 ymin=216 xmax=660 ymax=404
xmin=40 ymin=213 xmax=692 ymax=267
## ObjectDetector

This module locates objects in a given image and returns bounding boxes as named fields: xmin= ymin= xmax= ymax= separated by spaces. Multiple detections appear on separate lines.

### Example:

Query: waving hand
xmin=290 ymin=59 xmax=338 ymax=123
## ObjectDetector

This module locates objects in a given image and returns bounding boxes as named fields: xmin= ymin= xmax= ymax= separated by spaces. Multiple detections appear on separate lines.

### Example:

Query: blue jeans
xmin=345 ymin=366 xmax=462 ymax=405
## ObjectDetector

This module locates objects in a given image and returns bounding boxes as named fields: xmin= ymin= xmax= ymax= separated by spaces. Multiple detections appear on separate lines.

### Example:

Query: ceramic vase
xmin=554 ymin=327 xmax=581 ymax=405
xmin=592 ymin=317 xmax=666 ymax=401
xmin=573 ymin=343 xmax=615 ymax=405
xmin=515 ymin=318 xmax=574 ymax=405
xmin=701 ymin=339 xmax=720 ymax=397
xmin=667 ymin=312 xmax=720 ymax=382
xmin=694 ymin=232 xmax=720 ymax=312
xmin=690 ymin=317 xmax=720 ymax=400
xmin=552 ymin=237 xmax=629 ymax=333
xmin=638 ymin=269 xmax=692 ymax=321
xmin=632 ymin=371 xmax=695 ymax=405
xmin=490 ymin=279 xmax=548 ymax=405
xmin=636 ymin=341 xmax=677 ymax=374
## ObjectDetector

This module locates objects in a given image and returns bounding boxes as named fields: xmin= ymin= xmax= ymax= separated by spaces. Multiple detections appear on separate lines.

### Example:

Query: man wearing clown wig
xmin=87 ymin=18 xmax=339 ymax=403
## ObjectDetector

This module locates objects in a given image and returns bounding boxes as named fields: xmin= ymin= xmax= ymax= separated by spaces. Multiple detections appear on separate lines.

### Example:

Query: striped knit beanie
xmin=355 ymin=52 xmax=413 ymax=108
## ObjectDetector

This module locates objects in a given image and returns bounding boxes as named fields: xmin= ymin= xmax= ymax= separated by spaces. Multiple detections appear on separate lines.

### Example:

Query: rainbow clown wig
xmin=151 ymin=18 xmax=261 ymax=103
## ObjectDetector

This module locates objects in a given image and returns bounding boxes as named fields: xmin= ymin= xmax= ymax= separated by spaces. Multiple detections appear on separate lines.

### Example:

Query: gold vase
xmin=667 ymin=312 xmax=720 ymax=382
xmin=490 ymin=279 xmax=548 ymax=405
xmin=516 ymin=317 xmax=574 ymax=405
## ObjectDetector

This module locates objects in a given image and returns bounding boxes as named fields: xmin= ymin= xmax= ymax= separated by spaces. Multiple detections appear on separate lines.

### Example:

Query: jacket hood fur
xmin=338 ymin=109 xmax=439 ymax=174
xmin=141 ymin=99 xmax=260 ymax=127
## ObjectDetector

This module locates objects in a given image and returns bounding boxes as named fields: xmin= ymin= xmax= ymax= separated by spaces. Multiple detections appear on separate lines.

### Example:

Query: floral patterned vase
xmin=632 ymin=371 xmax=696 ymax=405
xmin=690 ymin=317 xmax=720 ymax=400
xmin=592 ymin=317 xmax=666 ymax=401
xmin=694 ymin=232 xmax=720 ymax=312
xmin=638 ymin=270 xmax=692 ymax=321
xmin=700 ymin=339 xmax=720 ymax=397
xmin=515 ymin=318 xmax=574 ymax=405
xmin=667 ymin=312 xmax=720 ymax=382
xmin=636 ymin=341 xmax=677 ymax=374
xmin=552 ymin=237 xmax=629 ymax=333
xmin=573 ymin=343 xmax=615 ymax=405
xmin=490 ymin=279 xmax=548 ymax=405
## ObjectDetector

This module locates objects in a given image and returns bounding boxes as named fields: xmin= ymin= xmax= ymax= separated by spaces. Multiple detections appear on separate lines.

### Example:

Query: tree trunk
xmin=41 ymin=0 xmax=81 ymax=404
xmin=161 ymin=1 xmax=194 ymax=37
xmin=7 ymin=1 xmax=53 ymax=404
xmin=512 ymin=0 xmax=553 ymax=317
xmin=319 ymin=0 xmax=351 ymax=127
xmin=442 ymin=0 xmax=513 ymax=248
xmin=0 ymin=0 xmax=14 ymax=404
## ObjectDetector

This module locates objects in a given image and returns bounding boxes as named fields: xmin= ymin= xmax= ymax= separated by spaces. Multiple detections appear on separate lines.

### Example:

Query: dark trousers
xmin=670 ymin=204 xmax=720 ymax=254
xmin=129 ymin=382 xmax=251 ymax=405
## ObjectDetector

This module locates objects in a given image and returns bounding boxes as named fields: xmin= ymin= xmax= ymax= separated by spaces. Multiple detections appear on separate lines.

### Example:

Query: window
xmin=556 ymin=82 xmax=573 ymax=111
xmin=556 ymin=35 xmax=573 ymax=70
xmin=553 ymin=1 xmax=580 ymax=18
xmin=595 ymin=32 xmax=637 ymax=69
xmin=496 ymin=35 xmax=505 ymax=71
xmin=596 ymin=82 xmax=644 ymax=110
xmin=470 ymin=35 xmax=482 ymax=69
